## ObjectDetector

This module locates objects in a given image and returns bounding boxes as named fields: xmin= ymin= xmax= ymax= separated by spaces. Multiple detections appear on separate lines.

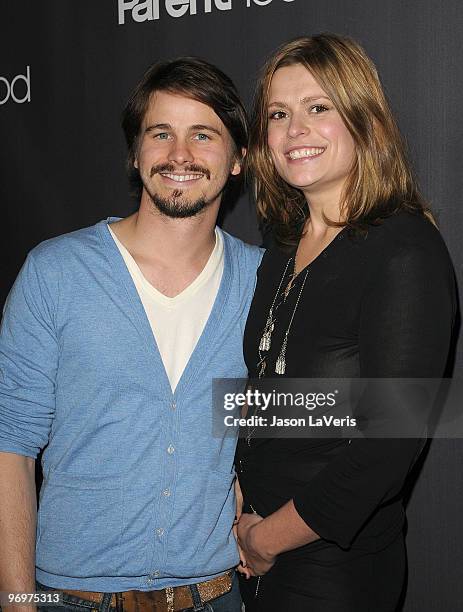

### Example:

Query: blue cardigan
xmin=0 ymin=219 xmax=262 ymax=591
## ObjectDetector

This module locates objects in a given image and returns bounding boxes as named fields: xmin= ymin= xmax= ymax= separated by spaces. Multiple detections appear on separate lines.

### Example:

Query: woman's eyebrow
xmin=268 ymin=100 xmax=289 ymax=109
xmin=300 ymin=95 xmax=332 ymax=104
xmin=268 ymin=95 xmax=331 ymax=108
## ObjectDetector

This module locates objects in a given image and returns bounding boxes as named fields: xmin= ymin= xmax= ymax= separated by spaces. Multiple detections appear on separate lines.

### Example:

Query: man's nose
xmin=167 ymin=138 xmax=194 ymax=165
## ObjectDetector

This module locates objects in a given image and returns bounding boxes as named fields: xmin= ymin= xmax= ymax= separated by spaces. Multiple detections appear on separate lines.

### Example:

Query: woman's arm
xmin=237 ymin=499 xmax=318 ymax=574
xmin=239 ymin=227 xmax=456 ymax=564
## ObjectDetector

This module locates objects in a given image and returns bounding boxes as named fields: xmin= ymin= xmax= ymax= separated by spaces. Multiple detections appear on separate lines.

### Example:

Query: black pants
xmin=239 ymin=535 xmax=405 ymax=612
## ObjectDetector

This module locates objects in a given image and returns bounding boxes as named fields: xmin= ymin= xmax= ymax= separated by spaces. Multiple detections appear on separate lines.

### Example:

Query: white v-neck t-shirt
xmin=108 ymin=225 xmax=224 ymax=392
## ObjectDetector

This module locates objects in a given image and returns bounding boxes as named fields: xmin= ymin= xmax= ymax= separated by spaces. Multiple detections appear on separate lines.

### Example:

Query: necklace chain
xmin=247 ymin=259 xmax=309 ymax=445
xmin=258 ymin=258 xmax=293 ymax=354
xmin=257 ymin=257 xmax=309 ymax=378
xmin=275 ymin=269 xmax=308 ymax=375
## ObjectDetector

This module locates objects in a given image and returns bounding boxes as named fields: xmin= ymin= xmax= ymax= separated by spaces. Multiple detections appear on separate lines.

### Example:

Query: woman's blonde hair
xmin=248 ymin=33 xmax=434 ymax=246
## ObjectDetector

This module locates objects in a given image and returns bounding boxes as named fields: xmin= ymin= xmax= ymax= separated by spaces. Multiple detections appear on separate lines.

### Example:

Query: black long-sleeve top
xmin=236 ymin=211 xmax=456 ymax=551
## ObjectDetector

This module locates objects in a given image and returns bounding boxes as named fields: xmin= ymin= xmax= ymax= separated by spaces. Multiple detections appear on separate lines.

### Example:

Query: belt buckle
xmin=165 ymin=586 xmax=175 ymax=612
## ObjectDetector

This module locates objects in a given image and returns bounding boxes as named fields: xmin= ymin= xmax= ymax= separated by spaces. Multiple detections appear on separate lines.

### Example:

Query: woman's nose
xmin=287 ymin=113 xmax=309 ymax=139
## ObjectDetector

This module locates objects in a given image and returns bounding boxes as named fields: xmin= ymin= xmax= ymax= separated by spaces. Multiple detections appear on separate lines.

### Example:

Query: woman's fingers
xmin=238 ymin=542 xmax=247 ymax=566
xmin=237 ymin=563 xmax=255 ymax=579
xmin=234 ymin=477 xmax=244 ymax=522
xmin=233 ymin=524 xmax=248 ymax=565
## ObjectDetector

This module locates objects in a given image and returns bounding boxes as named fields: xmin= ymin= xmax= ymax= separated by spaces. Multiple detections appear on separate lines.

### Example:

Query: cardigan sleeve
xmin=293 ymin=231 xmax=456 ymax=549
xmin=0 ymin=251 xmax=59 ymax=458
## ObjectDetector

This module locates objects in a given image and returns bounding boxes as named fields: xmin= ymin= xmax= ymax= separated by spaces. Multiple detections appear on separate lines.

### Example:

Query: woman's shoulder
xmin=362 ymin=211 xmax=450 ymax=261
xmin=357 ymin=212 xmax=455 ymax=293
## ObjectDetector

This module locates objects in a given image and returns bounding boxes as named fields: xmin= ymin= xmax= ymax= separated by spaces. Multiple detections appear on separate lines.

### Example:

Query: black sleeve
xmin=293 ymin=231 xmax=456 ymax=549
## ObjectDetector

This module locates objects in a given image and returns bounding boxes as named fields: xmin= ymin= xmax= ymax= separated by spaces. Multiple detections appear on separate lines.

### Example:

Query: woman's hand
xmin=236 ymin=512 xmax=276 ymax=576
xmin=233 ymin=478 xmax=253 ymax=578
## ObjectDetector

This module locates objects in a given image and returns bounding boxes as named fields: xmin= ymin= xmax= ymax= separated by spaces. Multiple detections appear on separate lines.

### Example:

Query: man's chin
xmin=149 ymin=193 xmax=208 ymax=219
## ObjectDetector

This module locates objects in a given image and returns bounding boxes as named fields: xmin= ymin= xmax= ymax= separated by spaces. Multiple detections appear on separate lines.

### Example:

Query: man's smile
xmin=160 ymin=172 xmax=205 ymax=184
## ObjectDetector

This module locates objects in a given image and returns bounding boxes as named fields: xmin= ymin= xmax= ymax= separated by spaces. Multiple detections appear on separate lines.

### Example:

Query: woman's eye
xmin=268 ymin=111 xmax=287 ymax=121
xmin=310 ymin=104 xmax=329 ymax=114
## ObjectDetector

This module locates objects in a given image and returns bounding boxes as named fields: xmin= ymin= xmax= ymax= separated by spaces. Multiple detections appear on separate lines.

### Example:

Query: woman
xmin=235 ymin=34 xmax=456 ymax=611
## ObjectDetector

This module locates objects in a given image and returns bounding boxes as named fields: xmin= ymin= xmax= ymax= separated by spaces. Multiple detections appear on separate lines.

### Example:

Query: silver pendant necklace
xmin=257 ymin=258 xmax=309 ymax=377
xmin=274 ymin=269 xmax=308 ymax=375
xmin=248 ymin=260 xmax=308 ymax=445
xmin=258 ymin=258 xmax=293 ymax=353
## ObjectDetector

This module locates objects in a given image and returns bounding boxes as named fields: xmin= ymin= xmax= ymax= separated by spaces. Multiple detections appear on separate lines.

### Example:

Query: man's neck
xmin=110 ymin=196 xmax=220 ymax=298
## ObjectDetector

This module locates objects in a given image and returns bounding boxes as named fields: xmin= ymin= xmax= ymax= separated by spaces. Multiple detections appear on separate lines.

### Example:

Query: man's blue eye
xmin=195 ymin=133 xmax=210 ymax=141
xmin=155 ymin=133 xmax=169 ymax=140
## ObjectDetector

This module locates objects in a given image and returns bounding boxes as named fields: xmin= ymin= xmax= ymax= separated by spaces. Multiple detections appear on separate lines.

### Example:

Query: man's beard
xmin=148 ymin=191 xmax=208 ymax=219
xmin=144 ymin=163 xmax=211 ymax=219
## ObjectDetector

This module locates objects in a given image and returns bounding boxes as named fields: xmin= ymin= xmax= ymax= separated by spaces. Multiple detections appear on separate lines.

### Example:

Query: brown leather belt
xmin=60 ymin=571 xmax=233 ymax=611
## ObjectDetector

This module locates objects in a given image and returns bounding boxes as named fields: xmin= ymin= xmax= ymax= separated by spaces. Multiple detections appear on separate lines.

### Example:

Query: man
xmin=0 ymin=58 xmax=261 ymax=611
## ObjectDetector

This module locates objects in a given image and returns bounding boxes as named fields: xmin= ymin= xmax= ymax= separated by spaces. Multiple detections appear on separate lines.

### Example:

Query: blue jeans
xmin=36 ymin=573 xmax=241 ymax=612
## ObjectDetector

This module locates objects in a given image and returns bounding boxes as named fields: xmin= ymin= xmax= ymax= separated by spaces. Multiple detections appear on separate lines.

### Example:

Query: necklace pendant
xmin=275 ymin=335 xmax=288 ymax=375
xmin=259 ymin=309 xmax=275 ymax=352
xmin=259 ymin=331 xmax=270 ymax=352
xmin=259 ymin=323 xmax=274 ymax=352
xmin=275 ymin=354 xmax=286 ymax=375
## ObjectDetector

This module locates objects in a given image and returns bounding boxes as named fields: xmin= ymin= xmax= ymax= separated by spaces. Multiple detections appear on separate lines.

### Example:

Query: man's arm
xmin=0 ymin=452 xmax=37 ymax=612
xmin=0 ymin=452 xmax=37 ymax=590
xmin=0 ymin=250 xmax=60 ymax=610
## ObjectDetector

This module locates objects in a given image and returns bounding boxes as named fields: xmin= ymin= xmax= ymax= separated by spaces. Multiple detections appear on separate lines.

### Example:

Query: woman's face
xmin=267 ymin=64 xmax=356 ymax=203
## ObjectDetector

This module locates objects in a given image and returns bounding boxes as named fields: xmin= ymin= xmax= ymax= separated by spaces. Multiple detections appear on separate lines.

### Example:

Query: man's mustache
xmin=150 ymin=163 xmax=211 ymax=179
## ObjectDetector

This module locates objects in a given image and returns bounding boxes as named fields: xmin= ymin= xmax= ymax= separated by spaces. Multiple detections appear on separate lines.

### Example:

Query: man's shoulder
xmin=219 ymin=228 xmax=264 ymax=271
xmin=28 ymin=220 xmax=106 ymax=266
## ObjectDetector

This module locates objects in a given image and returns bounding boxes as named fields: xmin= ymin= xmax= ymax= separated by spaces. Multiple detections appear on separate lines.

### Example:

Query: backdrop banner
xmin=1 ymin=1 xmax=462 ymax=609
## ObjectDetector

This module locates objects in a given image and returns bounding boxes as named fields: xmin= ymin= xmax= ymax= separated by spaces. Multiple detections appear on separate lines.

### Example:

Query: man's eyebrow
xmin=145 ymin=123 xmax=171 ymax=133
xmin=189 ymin=124 xmax=222 ymax=136
xmin=144 ymin=123 xmax=223 ymax=136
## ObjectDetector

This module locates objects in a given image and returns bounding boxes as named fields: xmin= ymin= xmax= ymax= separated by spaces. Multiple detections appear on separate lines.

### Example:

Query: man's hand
xmin=236 ymin=512 xmax=276 ymax=576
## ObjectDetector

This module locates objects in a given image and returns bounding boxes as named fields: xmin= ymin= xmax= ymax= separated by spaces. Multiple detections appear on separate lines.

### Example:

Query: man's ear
xmin=134 ymin=158 xmax=139 ymax=169
xmin=231 ymin=147 xmax=247 ymax=176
